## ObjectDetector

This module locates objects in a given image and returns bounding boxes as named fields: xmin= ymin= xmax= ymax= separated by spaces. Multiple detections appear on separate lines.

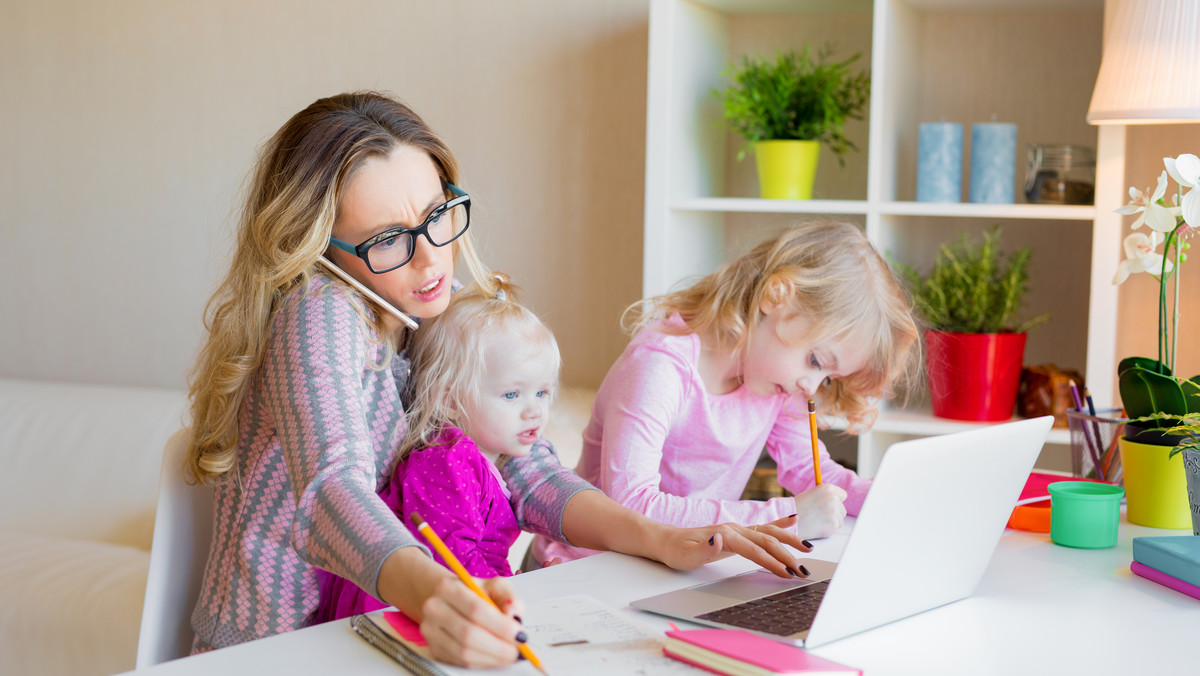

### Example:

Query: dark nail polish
xmin=517 ymin=652 xmax=527 ymax=661
xmin=802 ymin=539 xmax=813 ymax=548
xmin=787 ymin=513 xmax=797 ymax=518
xmin=800 ymin=564 xmax=810 ymax=576
xmin=786 ymin=566 xmax=798 ymax=576
xmin=514 ymin=615 xmax=523 ymax=625
xmin=515 ymin=631 xmax=528 ymax=644
xmin=708 ymin=535 xmax=715 ymax=546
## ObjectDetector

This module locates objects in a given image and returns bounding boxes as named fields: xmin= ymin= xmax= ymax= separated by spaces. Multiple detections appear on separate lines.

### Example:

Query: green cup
xmin=1048 ymin=481 xmax=1124 ymax=549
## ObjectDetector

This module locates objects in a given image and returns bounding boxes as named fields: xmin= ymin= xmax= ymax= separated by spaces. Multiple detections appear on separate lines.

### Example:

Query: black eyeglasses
xmin=328 ymin=183 xmax=471 ymax=274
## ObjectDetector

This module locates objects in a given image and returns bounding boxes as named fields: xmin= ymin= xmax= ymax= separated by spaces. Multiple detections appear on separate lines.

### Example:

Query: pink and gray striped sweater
xmin=190 ymin=274 xmax=594 ymax=652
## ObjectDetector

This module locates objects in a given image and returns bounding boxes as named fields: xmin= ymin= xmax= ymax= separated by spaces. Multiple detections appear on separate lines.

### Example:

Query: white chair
xmin=135 ymin=428 xmax=214 ymax=668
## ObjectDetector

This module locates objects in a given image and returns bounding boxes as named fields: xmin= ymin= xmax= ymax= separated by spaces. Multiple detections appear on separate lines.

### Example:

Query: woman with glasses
xmin=184 ymin=91 xmax=809 ymax=668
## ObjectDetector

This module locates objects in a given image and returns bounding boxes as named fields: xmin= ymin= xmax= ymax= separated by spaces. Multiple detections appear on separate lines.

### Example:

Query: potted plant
xmin=1111 ymin=153 xmax=1200 ymax=529
xmin=898 ymin=226 xmax=1047 ymax=421
xmin=1132 ymin=411 xmax=1200 ymax=535
xmin=715 ymin=45 xmax=869 ymax=200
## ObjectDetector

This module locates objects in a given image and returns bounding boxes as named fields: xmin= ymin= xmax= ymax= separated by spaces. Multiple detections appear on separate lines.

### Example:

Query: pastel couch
xmin=0 ymin=378 xmax=187 ymax=676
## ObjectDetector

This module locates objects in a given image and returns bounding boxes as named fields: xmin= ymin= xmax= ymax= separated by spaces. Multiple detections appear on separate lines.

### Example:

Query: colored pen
xmin=1068 ymin=381 xmax=1104 ymax=481
xmin=809 ymin=399 xmax=822 ymax=485
xmin=408 ymin=513 xmax=548 ymax=675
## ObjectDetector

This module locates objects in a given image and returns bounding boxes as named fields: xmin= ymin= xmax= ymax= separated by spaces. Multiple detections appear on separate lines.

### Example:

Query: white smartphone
xmin=316 ymin=256 xmax=419 ymax=330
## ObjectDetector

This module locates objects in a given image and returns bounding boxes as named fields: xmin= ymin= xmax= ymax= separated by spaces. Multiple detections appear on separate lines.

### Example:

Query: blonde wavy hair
xmin=399 ymin=274 xmax=560 ymax=462
xmin=186 ymin=91 xmax=491 ymax=485
xmin=625 ymin=221 xmax=920 ymax=432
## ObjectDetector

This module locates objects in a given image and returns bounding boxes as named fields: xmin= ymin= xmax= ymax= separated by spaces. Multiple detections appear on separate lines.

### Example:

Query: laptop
xmin=631 ymin=415 xmax=1054 ymax=648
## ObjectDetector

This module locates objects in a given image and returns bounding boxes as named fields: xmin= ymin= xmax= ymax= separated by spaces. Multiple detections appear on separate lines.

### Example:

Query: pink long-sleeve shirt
xmin=533 ymin=315 xmax=870 ymax=565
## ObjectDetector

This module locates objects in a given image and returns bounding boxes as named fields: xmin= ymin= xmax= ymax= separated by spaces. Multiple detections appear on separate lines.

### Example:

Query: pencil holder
xmin=1066 ymin=408 xmax=1125 ymax=486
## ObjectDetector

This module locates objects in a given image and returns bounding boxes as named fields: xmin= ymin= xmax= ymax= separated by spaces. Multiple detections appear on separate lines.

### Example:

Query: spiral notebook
xmin=350 ymin=613 xmax=448 ymax=676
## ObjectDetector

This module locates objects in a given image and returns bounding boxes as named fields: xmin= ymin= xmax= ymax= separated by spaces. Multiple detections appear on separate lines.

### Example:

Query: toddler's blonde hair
xmin=400 ymin=274 xmax=561 ymax=461
xmin=626 ymin=221 xmax=920 ymax=431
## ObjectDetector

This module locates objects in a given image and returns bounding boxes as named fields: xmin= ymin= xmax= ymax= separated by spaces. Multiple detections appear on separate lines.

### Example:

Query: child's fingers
xmin=419 ymin=576 xmax=524 ymax=668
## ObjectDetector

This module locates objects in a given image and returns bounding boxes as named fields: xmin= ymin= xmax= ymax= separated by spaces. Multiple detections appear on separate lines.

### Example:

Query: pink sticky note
xmin=383 ymin=611 xmax=428 ymax=646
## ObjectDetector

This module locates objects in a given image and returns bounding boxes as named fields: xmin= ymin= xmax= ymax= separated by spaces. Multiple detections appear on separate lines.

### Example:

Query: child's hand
xmin=792 ymin=483 xmax=848 ymax=539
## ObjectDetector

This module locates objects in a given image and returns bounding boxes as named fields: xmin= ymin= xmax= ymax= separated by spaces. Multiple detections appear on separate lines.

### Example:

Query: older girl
xmin=533 ymin=223 xmax=920 ymax=566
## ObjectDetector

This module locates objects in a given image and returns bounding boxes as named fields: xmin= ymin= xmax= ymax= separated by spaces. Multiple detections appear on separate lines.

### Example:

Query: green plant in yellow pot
xmin=715 ymin=46 xmax=869 ymax=200
xmin=1112 ymin=153 xmax=1200 ymax=529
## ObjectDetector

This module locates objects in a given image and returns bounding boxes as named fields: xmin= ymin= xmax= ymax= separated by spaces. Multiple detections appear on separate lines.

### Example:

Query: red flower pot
xmin=925 ymin=330 xmax=1027 ymax=421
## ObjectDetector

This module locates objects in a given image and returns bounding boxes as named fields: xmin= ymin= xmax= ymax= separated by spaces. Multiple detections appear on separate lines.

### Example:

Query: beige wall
xmin=1116 ymin=125 xmax=1200 ymax=382
xmin=0 ymin=0 xmax=650 ymax=390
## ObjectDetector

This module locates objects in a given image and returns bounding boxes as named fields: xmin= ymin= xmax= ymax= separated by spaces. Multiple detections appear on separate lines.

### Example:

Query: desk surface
xmin=126 ymin=513 xmax=1195 ymax=676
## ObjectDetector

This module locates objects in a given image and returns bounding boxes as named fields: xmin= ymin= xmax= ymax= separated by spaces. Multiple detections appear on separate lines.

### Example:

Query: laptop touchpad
xmin=692 ymin=570 xmax=810 ymax=600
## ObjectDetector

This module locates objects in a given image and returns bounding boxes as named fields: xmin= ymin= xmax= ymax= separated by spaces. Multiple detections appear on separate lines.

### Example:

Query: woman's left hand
xmin=649 ymin=514 xmax=814 ymax=579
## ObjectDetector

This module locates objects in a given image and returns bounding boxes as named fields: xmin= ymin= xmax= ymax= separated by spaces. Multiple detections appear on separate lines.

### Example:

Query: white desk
xmin=125 ymin=514 xmax=1195 ymax=676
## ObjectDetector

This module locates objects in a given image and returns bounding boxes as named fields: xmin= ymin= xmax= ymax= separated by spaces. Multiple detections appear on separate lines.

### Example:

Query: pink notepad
xmin=664 ymin=628 xmax=860 ymax=675
xmin=1131 ymin=561 xmax=1200 ymax=601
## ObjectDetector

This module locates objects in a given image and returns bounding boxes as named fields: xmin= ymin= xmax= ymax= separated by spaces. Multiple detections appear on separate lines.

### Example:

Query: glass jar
xmin=1024 ymin=144 xmax=1096 ymax=205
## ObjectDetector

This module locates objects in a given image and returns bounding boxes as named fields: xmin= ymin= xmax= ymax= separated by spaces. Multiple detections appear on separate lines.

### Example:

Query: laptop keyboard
xmin=696 ymin=580 xmax=830 ymax=636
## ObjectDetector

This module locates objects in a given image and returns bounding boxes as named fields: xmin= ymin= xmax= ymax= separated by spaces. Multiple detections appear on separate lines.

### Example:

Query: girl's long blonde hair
xmin=625 ymin=221 xmax=920 ymax=431
xmin=186 ymin=91 xmax=490 ymax=485
xmin=399 ymin=274 xmax=560 ymax=462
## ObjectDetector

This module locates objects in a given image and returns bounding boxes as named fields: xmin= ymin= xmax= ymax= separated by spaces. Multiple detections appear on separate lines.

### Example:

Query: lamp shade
xmin=1087 ymin=0 xmax=1200 ymax=125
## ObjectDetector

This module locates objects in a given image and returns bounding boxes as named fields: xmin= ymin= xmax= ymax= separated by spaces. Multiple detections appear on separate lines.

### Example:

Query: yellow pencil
xmin=808 ymin=399 xmax=822 ymax=485
xmin=408 ymin=512 xmax=548 ymax=675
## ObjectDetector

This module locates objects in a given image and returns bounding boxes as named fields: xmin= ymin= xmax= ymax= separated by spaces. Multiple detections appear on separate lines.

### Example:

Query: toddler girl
xmin=317 ymin=275 xmax=562 ymax=621
xmin=532 ymin=221 xmax=920 ymax=566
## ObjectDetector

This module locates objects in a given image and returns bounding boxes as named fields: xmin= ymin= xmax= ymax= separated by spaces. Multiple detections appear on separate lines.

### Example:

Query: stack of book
xmin=1131 ymin=535 xmax=1200 ymax=600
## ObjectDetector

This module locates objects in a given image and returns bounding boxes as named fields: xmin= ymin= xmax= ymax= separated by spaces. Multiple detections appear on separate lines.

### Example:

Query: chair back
xmin=135 ymin=428 xmax=214 ymax=667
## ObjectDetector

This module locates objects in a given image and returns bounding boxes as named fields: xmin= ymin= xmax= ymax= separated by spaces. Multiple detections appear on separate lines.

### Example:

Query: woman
xmin=186 ymin=91 xmax=808 ymax=668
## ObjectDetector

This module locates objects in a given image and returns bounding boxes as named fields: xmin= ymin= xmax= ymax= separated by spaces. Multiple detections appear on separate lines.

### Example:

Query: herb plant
xmin=897 ymin=226 xmax=1046 ymax=334
xmin=716 ymin=45 xmax=870 ymax=163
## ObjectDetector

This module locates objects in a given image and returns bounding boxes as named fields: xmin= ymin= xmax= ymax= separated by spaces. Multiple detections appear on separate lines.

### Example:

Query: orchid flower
xmin=1165 ymin=153 xmax=1200 ymax=229
xmin=1116 ymin=170 xmax=1177 ymax=232
xmin=1113 ymin=230 xmax=1171 ymax=284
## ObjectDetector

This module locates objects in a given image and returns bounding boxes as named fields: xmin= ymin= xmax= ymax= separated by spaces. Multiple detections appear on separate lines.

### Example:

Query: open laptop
xmin=631 ymin=415 xmax=1054 ymax=648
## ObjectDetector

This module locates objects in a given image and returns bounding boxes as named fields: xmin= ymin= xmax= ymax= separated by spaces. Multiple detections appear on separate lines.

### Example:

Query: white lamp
xmin=1087 ymin=0 xmax=1200 ymax=125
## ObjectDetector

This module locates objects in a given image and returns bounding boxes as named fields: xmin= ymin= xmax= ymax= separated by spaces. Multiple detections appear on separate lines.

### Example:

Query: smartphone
xmin=316 ymin=256 xmax=419 ymax=330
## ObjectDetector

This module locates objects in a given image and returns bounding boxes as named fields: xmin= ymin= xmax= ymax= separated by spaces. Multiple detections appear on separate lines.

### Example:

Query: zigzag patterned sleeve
xmin=263 ymin=285 xmax=423 ymax=599
xmin=500 ymin=439 xmax=599 ymax=542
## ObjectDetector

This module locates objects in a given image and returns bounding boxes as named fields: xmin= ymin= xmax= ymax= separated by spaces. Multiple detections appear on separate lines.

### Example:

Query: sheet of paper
xmin=520 ymin=594 xmax=698 ymax=675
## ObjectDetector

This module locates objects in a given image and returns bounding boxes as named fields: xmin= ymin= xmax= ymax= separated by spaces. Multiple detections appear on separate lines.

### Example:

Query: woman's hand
xmin=792 ymin=483 xmax=848 ymax=540
xmin=378 ymin=548 xmax=525 ymax=668
xmin=419 ymin=575 xmax=528 ymax=668
xmin=647 ymin=514 xmax=816 ymax=579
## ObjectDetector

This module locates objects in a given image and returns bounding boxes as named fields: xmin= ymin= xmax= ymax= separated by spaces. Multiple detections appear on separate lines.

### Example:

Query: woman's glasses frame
xmin=327 ymin=183 xmax=470 ymax=274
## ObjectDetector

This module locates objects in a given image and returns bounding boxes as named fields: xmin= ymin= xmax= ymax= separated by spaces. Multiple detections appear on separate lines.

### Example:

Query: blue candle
xmin=969 ymin=122 xmax=1017 ymax=204
xmin=916 ymin=122 xmax=963 ymax=203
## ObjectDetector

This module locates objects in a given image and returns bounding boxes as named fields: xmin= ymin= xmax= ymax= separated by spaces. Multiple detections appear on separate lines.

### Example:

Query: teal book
xmin=1132 ymin=535 xmax=1200 ymax=587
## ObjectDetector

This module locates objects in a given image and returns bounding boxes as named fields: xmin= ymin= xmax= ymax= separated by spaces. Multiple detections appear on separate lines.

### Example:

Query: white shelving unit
xmin=643 ymin=0 xmax=1120 ymax=476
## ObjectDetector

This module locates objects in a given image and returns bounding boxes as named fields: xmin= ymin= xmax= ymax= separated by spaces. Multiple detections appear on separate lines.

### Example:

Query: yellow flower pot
xmin=1118 ymin=437 xmax=1192 ymax=529
xmin=755 ymin=140 xmax=820 ymax=200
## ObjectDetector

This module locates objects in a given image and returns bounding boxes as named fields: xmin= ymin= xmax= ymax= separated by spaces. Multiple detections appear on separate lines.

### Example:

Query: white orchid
xmin=1114 ymin=153 xmax=1195 ymax=377
xmin=1113 ymin=230 xmax=1171 ymax=284
xmin=1116 ymin=170 xmax=1177 ymax=232
xmin=1164 ymin=153 xmax=1200 ymax=229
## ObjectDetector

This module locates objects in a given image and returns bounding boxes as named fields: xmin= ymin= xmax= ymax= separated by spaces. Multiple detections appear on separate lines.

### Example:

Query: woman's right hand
xmin=792 ymin=483 xmax=848 ymax=539
xmin=418 ymin=574 xmax=528 ymax=668
xmin=379 ymin=548 xmax=525 ymax=668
